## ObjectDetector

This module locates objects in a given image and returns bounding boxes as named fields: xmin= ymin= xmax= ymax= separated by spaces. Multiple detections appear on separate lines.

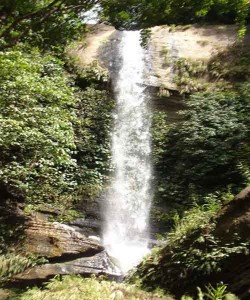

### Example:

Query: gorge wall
xmin=71 ymin=23 xmax=239 ymax=88
xmin=70 ymin=23 xmax=248 ymax=121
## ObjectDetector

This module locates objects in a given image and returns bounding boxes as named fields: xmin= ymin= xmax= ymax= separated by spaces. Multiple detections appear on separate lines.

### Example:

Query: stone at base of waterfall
xmin=23 ymin=213 xmax=104 ymax=259
xmin=12 ymin=251 xmax=122 ymax=284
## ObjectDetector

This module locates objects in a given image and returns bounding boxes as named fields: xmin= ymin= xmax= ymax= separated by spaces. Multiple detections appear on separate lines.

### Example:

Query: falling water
xmin=103 ymin=31 xmax=152 ymax=273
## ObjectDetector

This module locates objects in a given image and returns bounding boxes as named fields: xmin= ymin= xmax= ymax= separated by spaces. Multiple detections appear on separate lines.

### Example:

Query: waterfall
xmin=103 ymin=31 xmax=152 ymax=273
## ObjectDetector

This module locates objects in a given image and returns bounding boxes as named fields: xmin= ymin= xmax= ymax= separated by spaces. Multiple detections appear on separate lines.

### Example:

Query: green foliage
xmin=237 ymin=162 xmax=250 ymax=185
xmin=0 ymin=47 xmax=114 ymax=223
xmin=153 ymin=85 xmax=250 ymax=208
xmin=72 ymin=60 xmax=110 ymax=90
xmin=174 ymin=58 xmax=208 ymax=94
xmin=129 ymin=199 xmax=220 ymax=286
xmin=0 ymin=207 xmax=25 ymax=254
xmin=0 ymin=49 xmax=78 ymax=207
xmin=101 ymin=0 xmax=250 ymax=31
xmin=208 ymin=45 xmax=250 ymax=83
xmin=140 ymin=28 xmax=152 ymax=48
xmin=59 ymin=55 xmax=114 ymax=202
xmin=74 ymin=86 xmax=114 ymax=200
xmin=182 ymin=283 xmax=240 ymax=300
xmin=130 ymin=196 xmax=249 ymax=296
xmin=151 ymin=47 xmax=250 ymax=230
xmin=166 ymin=198 xmax=220 ymax=247
xmin=78 ymin=61 xmax=109 ymax=85
xmin=12 ymin=275 xmax=169 ymax=300
xmin=0 ymin=254 xmax=47 ymax=283
xmin=195 ymin=283 xmax=240 ymax=300
xmin=202 ymin=283 xmax=229 ymax=300
xmin=0 ymin=0 xmax=97 ymax=51
xmin=152 ymin=111 xmax=169 ymax=166
xmin=173 ymin=234 xmax=249 ymax=275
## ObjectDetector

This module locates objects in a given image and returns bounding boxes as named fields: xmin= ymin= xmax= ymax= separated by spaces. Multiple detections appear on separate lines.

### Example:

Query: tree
xmin=0 ymin=0 xmax=98 ymax=50
xmin=0 ymin=49 xmax=78 ymax=207
xmin=101 ymin=0 xmax=250 ymax=31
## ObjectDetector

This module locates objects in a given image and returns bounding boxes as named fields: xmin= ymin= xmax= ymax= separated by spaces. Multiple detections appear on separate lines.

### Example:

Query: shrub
xmin=0 ymin=49 xmax=78 ymax=207
xmin=154 ymin=85 xmax=250 ymax=209
xmin=0 ymin=254 xmax=47 ymax=283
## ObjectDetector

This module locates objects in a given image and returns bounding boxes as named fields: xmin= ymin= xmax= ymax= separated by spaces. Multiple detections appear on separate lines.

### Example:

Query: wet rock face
xmin=69 ymin=218 xmax=102 ymax=237
xmin=145 ymin=25 xmax=238 ymax=89
xmin=70 ymin=23 xmax=245 ymax=120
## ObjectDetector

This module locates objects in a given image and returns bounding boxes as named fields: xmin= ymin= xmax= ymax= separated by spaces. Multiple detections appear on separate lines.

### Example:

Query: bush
xmin=0 ymin=254 xmax=47 ymax=283
xmin=0 ymin=48 xmax=114 ymax=217
xmin=74 ymin=86 xmax=114 ymax=201
xmin=0 ymin=49 xmax=78 ymax=207
xmin=153 ymin=85 xmax=250 ymax=209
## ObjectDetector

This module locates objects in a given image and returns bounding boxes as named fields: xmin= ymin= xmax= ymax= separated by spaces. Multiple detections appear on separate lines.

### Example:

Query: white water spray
xmin=103 ymin=31 xmax=152 ymax=273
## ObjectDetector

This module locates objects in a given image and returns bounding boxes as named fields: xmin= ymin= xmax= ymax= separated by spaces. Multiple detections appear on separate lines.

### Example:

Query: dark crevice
xmin=47 ymin=248 xmax=103 ymax=264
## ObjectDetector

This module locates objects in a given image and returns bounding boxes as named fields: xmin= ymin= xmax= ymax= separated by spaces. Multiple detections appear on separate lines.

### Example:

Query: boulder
xmin=6 ymin=213 xmax=122 ymax=285
xmin=22 ymin=214 xmax=103 ymax=259
xmin=214 ymin=185 xmax=250 ymax=241
xmin=12 ymin=251 xmax=122 ymax=284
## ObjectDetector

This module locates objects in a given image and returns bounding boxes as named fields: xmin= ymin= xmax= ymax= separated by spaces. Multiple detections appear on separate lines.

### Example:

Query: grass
xmin=11 ymin=275 xmax=173 ymax=300
xmin=166 ymin=196 xmax=221 ymax=247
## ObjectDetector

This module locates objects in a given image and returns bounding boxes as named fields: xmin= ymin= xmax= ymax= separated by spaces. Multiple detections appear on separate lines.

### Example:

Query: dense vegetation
xmin=0 ymin=0 xmax=99 ymax=50
xmin=0 ymin=1 xmax=114 ymax=253
xmin=130 ymin=194 xmax=249 ymax=297
xmin=0 ymin=1 xmax=250 ymax=300
xmin=153 ymin=84 xmax=250 ymax=209
xmin=102 ymin=0 xmax=250 ymax=35
xmin=151 ymin=43 xmax=250 ymax=231
xmin=0 ymin=48 xmax=113 ymax=226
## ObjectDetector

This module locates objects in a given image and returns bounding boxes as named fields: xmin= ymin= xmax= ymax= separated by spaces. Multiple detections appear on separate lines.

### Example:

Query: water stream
xmin=103 ymin=31 xmax=152 ymax=273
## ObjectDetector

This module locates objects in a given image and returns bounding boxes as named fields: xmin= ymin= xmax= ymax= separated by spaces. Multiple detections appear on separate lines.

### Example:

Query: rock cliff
xmin=70 ymin=23 xmax=249 ymax=120
xmin=70 ymin=24 xmax=241 ymax=89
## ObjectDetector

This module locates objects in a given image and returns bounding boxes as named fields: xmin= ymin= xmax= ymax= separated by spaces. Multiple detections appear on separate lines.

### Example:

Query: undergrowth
xmin=0 ymin=254 xmax=47 ymax=284
xmin=11 ymin=275 xmax=171 ymax=300
xmin=182 ymin=282 xmax=239 ymax=300
xmin=129 ymin=194 xmax=249 ymax=295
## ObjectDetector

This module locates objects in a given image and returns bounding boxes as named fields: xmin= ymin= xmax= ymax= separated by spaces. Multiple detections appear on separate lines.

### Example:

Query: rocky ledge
xmin=10 ymin=213 xmax=121 ymax=285
xmin=12 ymin=251 xmax=120 ymax=284
xmin=22 ymin=213 xmax=104 ymax=259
